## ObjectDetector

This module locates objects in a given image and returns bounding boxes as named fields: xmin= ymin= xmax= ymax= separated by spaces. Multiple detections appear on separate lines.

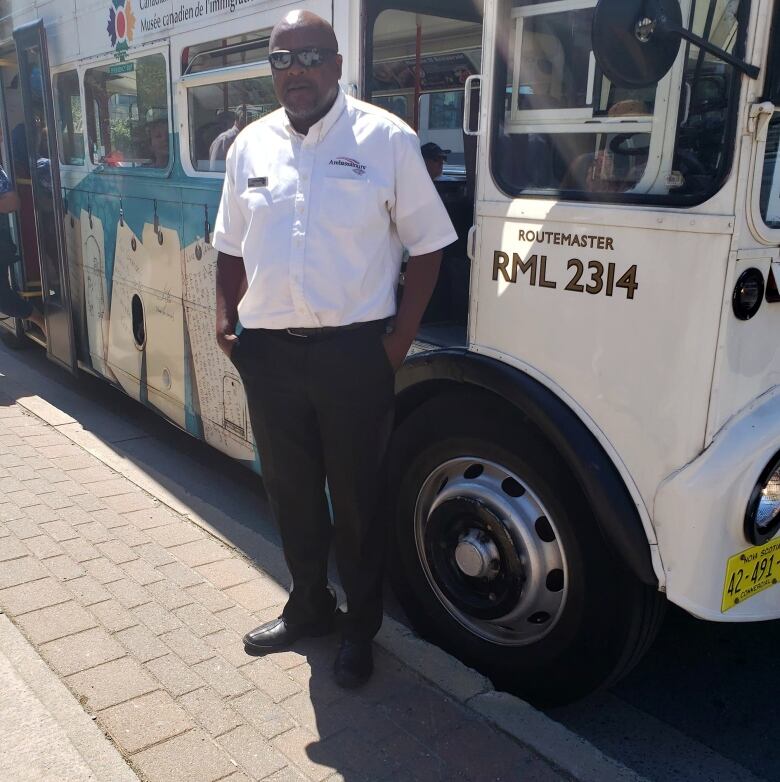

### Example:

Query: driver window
xmin=493 ymin=0 xmax=746 ymax=202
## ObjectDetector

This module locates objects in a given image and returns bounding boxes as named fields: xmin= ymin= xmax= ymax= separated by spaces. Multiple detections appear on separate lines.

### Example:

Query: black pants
xmin=0 ymin=264 xmax=32 ymax=319
xmin=232 ymin=322 xmax=395 ymax=641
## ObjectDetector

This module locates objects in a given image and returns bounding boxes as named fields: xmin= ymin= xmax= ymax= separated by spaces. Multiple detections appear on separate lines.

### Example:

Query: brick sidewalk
xmin=0 ymin=394 xmax=566 ymax=782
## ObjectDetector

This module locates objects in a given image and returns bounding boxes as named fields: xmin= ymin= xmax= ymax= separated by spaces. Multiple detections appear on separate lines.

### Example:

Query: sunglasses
xmin=269 ymin=47 xmax=337 ymax=71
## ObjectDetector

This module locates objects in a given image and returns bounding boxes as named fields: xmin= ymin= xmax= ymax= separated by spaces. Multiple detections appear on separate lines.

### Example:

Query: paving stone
xmin=263 ymin=767 xmax=309 ymax=782
xmin=231 ymin=690 xmax=297 ymax=740
xmin=52 ymin=455 xmax=99 ymax=472
xmin=96 ymin=539 xmax=138 ymax=564
xmin=136 ymin=542 xmax=176 ymax=567
xmin=40 ymin=493 xmax=75 ymax=510
xmin=20 ymin=504 xmax=61 ymax=523
xmin=0 ymin=476 xmax=25 ymax=492
xmin=77 ymin=521 xmax=112 ymax=544
xmin=263 ymin=649 xmax=309 ymax=672
xmin=225 ymin=578 xmax=288 ymax=613
xmin=0 ymin=535 xmax=28 ymax=561
xmin=37 ymin=443 xmax=84 ymax=459
xmin=218 ymin=725 xmax=287 ymax=780
xmin=0 ymin=555 xmax=48 ymax=589
xmin=193 ymin=657 xmax=252 ymax=698
xmin=186 ymin=582 xmax=234 ymax=613
xmin=0 ymin=576 xmax=71 ymax=615
xmin=4 ymin=489 xmax=43 ymax=508
xmin=203 ymin=629 xmax=254 ymax=668
xmin=7 ymin=465 xmax=38 ymax=480
xmin=71 ymin=493 xmax=109 ymax=512
xmin=60 ymin=537 xmax=102 ymax=563
xmin=15 ymin=601 xmax=98 ymax=644
xmin=35 ymin=467 xmax=70 ymax=484
xmin=215 ymin=605 xmax=257 ymax=635
xmin=219 ymin=773 xmax=253 ymax=782
xmin=88 ymin=478 xmax=137 ymax=498
xmin=145 ymin=654 xmax=204 ymax=696
xmin=68 ymin=466 xmax=117 ymax=485
xmin=0 ymin=502 xmax=26 ymax=522
xmin=133 ymin=602 xmax=183 ymax=635
xmin=280 ymin=692 xmax=334 ymax=740
xmin=25 ymin=433 xmax=66 ymax=447
xmin=90 ymin=598 xmax=139 ymax=632
xmin=158 ymin=560 xmax=204 ymax=588
xmin=123 ymin=507 xmax=177 ymax=530
xmin=6 ymin=516 xmax=41 ymax=539
xmin=90 ymin=508 xmax=128 ymax=529
xmin=116 ymin=624 xmax=170 ymax=663
xmin=121 ymin=558 xmax=165 ymax=586
xmin=83 ymin=557 xmax=125 ymax=584
xmin=179 ymin=687 xmax=244 ymax=738
xmin=67 ymin=656 xmax=158 ymax=711
xmin=242 ymin=658 xmax=302 ymax=703
xmin=160 ymin=628 xmax=214 ymax=665
xmin=23 ymin=534 xmax=64 ymax=559
xmin=99 ymin=690 xmax=194 ymax=754
xmin=104 ymin=493 xmax=158 ymax=513
xmin=39 ymin=519 xmax=79 ymax=542
xmin=272 ymin=726 xmax=336 ymax=782
xmin=168 ymin=539 xmax=231 ymax=568
xmin=132 ymin=728 xmax=237 ymax=782
xmin=148 ymin=523 xmax=206 ymax=549
xmin=145 ymin=579 xmax=195 ymax=610
xmin=197 ymin=559 xmax=258 ymax=590
xmin=57 ymin=480 xmax=91 ymax=498
xmin=0 ymin=453 xmax=25 ymax=468
xmin=111 ymin=524 xmax=152 ymax=547
xmin=106 ymin=578 xmax=152 ymax=609
xmin=304 ymin=727 xmax=401 ymax=781
xmin=66 ymin=574 xmax=112 ymax=606
xmin=288 ymin=662 xmax=350 ymax=708
xmin=45 ymin=554 xmax=87 ymax=581
xmin=39 ymin=625 xmax=126 ymax=676
xmin=174 ymin=603 xmax=225 ymax=637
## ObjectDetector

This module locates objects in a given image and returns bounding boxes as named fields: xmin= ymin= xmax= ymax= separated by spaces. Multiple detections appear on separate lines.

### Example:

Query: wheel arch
xmin=394 ymin=348 xmax=658 ymax=587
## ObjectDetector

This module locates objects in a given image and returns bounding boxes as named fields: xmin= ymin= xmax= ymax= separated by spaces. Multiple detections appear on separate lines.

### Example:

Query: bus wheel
xmin=388 ymin=390 xmax=665 ymax=706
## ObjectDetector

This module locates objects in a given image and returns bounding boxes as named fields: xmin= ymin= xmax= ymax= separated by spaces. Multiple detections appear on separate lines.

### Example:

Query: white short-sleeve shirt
xmin=212 ymin=89 xmax=458 ymax=329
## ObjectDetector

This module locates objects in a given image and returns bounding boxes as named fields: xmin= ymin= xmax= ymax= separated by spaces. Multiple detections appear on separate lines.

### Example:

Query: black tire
xmin=387 ymin=389 xmax=665 ymax=706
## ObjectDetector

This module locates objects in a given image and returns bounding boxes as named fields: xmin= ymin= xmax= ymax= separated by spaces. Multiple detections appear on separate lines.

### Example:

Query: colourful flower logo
xmin=107 ymin=0 xmax=136 ymax=61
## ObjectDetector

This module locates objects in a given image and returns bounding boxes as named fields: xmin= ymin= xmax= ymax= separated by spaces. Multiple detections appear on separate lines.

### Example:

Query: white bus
xmin=0 ymin=0 xmax=778 ymax=704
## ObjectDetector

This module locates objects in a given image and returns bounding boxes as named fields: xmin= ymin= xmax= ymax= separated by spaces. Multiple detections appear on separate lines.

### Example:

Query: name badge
xmin=247 ymin=177 xmax=268 ymax=188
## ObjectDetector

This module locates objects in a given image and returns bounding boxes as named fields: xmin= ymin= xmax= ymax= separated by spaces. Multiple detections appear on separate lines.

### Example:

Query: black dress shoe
xmin=243 ymin=614 xmax=336 ymax=655
xmin=333 ymin=638 xmax=373 ymax=688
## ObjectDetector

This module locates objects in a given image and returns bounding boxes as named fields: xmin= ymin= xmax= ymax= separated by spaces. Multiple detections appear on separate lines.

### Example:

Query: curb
xmin=13 ymin=388 xmax=647 ymax=782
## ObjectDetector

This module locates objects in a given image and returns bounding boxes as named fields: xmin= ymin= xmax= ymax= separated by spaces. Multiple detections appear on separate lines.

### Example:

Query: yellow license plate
xmin=722 ymin=538 xmax=780 ymax=612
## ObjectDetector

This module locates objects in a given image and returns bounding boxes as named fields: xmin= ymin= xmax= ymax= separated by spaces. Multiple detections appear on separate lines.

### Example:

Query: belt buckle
xmin=286 ymin=328 xmax=309 ymax=338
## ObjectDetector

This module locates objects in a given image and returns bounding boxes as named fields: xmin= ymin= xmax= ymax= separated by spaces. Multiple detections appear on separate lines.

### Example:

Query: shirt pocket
xmin=320 ymin=177 xmax=372 ymax=228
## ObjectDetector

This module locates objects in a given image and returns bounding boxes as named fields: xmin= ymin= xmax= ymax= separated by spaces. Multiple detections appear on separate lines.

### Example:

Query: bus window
xmin=492 ymin=0 xmax=745 ymax=201
xmin=187 ymin=78 xmax=277 ymax=173
xmin=84 ymin=53 xmax=170 ymax=169
xmin=53 ymin=70 xmax=85 ymax=166
xmin=182 ymin=31 xmax=269 ymax=75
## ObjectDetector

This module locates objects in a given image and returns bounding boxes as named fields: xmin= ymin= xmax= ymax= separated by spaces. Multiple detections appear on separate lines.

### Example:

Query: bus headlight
xmin=732 ymin=268 xmax=764 ymax=321
xmin=746 ymin=455 xmax=780 ymax=545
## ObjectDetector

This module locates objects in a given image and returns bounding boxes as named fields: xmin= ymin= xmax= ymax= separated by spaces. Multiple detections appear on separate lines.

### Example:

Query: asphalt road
xmin=2 ymin=337 xmax=777 ymax=782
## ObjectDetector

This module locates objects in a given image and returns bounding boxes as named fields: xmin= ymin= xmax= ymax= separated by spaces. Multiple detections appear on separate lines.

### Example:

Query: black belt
xmin=267 ymin=319 xmax=387 ymax=340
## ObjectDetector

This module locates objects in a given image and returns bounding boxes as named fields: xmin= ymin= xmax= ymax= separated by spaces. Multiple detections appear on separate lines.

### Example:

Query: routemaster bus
xmin=0 ymin=0 xmax=779 ymax=705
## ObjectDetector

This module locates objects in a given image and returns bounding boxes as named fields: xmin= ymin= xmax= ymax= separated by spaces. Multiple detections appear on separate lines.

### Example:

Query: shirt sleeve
xmin=211 ymin=141 xmax=245 ymax=257
xmin=0 ymin=166 xmax=12 ymax=196
xmin=390 ymin=128 xmax=458 ymax=257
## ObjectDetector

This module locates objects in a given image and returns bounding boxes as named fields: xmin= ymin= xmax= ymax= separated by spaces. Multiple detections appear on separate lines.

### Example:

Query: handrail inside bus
xmin=183 ymin=38 xmax=270 ymax=76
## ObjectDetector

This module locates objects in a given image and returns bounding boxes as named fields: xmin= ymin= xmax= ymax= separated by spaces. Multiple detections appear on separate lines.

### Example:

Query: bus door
xmin=365 ymin=1 xmax=484 ymax=347
xmin=12 ymin=20 xmax=76 ymax=373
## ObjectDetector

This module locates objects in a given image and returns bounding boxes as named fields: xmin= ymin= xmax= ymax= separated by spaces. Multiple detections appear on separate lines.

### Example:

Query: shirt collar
xmin=283 ymin=88 xmax=346 ymax=143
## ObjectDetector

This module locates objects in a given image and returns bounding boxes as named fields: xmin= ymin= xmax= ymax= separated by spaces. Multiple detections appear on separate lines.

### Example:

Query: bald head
xmin=269 ymin=11 xmax=338 ymax=51
xmin=269 ymin=9 xmax=342 ymax=134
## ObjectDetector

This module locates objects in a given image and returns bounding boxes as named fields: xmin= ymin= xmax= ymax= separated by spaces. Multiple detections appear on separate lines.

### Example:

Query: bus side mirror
xmin=591 ymin=0 xmax=759 ymax=89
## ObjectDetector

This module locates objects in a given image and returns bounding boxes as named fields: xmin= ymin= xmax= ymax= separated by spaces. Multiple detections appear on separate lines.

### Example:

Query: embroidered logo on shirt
xmin=328 ymin=157 xmax=367 ymax=177
xmin=247 ymin=177 xmax=268 ymax=188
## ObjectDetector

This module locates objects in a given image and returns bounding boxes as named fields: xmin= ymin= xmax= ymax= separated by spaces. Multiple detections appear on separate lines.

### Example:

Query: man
xmin=421 ymin=141 xmax=450 ymax=181
xmin=144 ymin=118 xmax=169 ymax=168
xmin=213 ymin=10 xmax=456 ymax=688
xmin=209 ymin=108 xmax=246 ymax=171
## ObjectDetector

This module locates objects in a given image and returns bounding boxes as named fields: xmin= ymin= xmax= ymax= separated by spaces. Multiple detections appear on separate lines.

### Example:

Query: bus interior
xmin=367 ymin=0 xmax=484 ymax=348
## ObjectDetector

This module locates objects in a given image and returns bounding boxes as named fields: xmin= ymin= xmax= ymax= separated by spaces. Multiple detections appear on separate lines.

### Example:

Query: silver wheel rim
xmin=414 ymin=456 xmax=568 ymax=646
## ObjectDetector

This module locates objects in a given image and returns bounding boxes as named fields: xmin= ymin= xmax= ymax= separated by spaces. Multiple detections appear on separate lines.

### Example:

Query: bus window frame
xmin=81 ymin=43 xmax=174 ymax=179
xmin=487 ymin=0 xmax=751 ymax=207
xmin=51 ymin=63 xmax=89 ymax=170
xmin=176 ymin=59 xmax=275 ymax=180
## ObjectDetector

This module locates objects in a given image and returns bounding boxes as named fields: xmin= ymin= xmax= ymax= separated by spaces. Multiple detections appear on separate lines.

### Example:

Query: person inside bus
xmin=209 ymin=108 xmax=246 ymax=171
xmin=143 ymin=117 xmax=169 ymax=168
xmin=421 ymin=141 xmax=450 ymax=181
xmin=0 ymin=150 xmax=45 ymax=334
xmin=214 ymin=10 xmax=456 ymax=688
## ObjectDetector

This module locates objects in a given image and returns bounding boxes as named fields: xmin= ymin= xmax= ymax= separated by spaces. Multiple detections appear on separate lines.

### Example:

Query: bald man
xmin=213 ymin=11 xmax=456 ymax=688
